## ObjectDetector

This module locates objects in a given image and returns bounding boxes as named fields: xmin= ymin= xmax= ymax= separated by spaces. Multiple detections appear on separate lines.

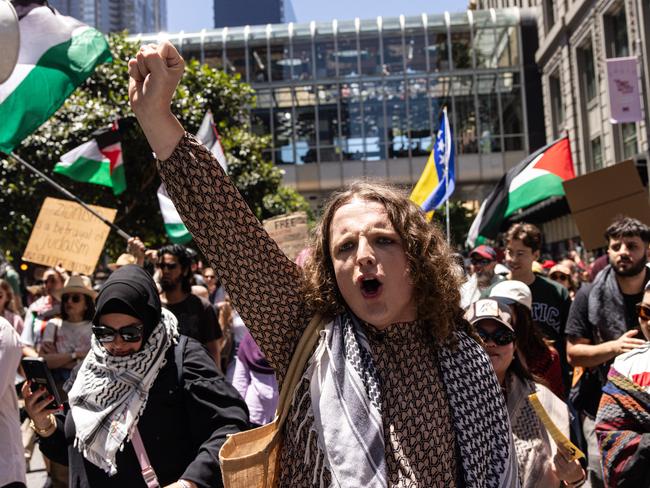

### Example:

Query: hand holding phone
xmin=21 ymin=381 xmax=62 ymax=435
xmin=21 ymin=357 xmax=62 ymax=410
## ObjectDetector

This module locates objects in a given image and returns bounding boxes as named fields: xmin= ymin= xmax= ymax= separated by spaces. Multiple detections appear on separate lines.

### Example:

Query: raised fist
xmin=128 ymin=41 xmax=185 ymax=119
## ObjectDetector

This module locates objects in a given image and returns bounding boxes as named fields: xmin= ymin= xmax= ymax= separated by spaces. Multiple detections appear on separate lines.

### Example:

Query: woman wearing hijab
xmin=127 ymin=42 xmax=518 ymax=487
xmin=23 ymin=265 xmax=249 ymax=488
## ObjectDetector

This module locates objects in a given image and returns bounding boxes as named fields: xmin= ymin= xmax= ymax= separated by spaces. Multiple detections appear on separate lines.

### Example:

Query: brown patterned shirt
xmin=158 ymin=134 xmax=458 ymax=487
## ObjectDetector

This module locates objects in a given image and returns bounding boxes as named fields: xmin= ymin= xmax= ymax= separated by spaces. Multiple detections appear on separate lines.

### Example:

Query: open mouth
xmin=360 ymin=277 xmax=383 ymax=298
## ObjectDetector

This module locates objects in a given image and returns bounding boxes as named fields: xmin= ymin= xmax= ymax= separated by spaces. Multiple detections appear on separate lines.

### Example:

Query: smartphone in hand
xmin=21 ymin=357 xmax=62 ymax=409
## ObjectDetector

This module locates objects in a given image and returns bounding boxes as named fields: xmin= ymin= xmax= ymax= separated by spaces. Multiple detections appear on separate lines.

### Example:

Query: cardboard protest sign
xmin=263 ymin=211 xmax=309 ymax=261
xmin=562 ymin=160 xmax=650 ymax=250
xmin=23 ymin=197 xmax=117 ymax=275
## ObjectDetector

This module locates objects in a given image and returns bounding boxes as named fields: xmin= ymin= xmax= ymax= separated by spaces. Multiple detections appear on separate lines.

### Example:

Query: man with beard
xmin=460 ymin=245 xmax=504 ymax=308
xmin=566 ymin=216 xmax=650 ymax=487
xmin=158 ymin=244 xmax=223 ymax=369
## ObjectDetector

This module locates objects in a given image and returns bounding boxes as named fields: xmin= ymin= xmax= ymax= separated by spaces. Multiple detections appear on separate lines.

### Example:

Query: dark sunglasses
xmin=636 ymin=303 xmax=650 ymax=321
xmin=92 ymin=323 xmax=144 ymax=343
xmin=62 ymin=294 xmax=83 ymax=303
xmin=550 ymin=273 xmax=569 ymax=281
xmin=471 ymin=258 xmax=492 ymax=266
xmin=476 ymin=327 xmax=516 ymax=346
xmin=158 ymin=262 xmax=178 ymax=271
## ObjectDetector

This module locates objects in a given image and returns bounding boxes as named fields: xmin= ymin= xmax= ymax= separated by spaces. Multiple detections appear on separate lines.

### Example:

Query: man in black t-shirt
xmin=158 ymin=244 xmax=222 ymax=369
xmin=565 ymin=217 xmax=650 ymax=487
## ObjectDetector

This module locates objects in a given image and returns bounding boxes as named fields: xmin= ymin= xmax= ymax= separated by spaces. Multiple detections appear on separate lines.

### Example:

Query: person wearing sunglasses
xmin=549 ymin=264 xmax=578 ymax=300
xmin=596 ymin=281 xmax=650 ymax=487
xmin=38 ymin=276 xmax=96 ymax=393
xmin=22 ymin=265 xmax=249 ymax=488
xmin=460 ymin=244 xmax=503 ymax=308
xmin=467 ymin=298 xmax=585 ymax=487
xmin=21 ymin=268 xmax=64 ymax=358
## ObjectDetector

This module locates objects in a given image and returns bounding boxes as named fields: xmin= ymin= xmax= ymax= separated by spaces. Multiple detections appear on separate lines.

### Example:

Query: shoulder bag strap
xmin=131 ymin=425 xmax=161 ymax=488
xmin=276 ymin=314 xmax=324 ymax=428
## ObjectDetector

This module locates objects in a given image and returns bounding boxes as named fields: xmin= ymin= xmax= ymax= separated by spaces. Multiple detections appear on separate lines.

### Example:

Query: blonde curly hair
xmin=301 ymin=181 xmax=465 ymax=344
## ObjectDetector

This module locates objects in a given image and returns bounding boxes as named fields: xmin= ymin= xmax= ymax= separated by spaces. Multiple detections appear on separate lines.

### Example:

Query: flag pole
xmin=443 ymin=106 xmax=450 ymax=246
xmin=8 ymin=151 xmax=133 ymax=242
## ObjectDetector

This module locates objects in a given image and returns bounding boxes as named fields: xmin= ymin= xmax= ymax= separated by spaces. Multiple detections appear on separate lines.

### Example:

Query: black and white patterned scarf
xmin=67 ymin=309 xmax=179 ymax=475
xmin=302 ymin=312 xmax=519 ymax=488
xmin=305 ymin=312 xmax=387 ymax=487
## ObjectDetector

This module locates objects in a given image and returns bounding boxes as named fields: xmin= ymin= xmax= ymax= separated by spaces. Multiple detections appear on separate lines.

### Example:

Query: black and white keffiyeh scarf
xmin=299 ymin=312 xmax=519 ymax=488
xmin=67 ymin=309 xmax=179 ymax=475
xmin=304 ymin=313 xmax=386 ymax=488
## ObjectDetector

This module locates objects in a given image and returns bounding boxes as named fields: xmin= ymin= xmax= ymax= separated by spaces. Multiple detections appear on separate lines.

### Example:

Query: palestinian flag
xmin=155 ymin=111 xmax=229 ymax=244
xmin=54 ymin=124 xmax=126 ymax=195
xmin=0 ymin=2 xmax=111 ymax=153
xmin=196 ymin=111 xmax=228 ymax=171
xmin=466 ymin=137 xmax=575 ymax=246
xmin=157 ymin=184 xmax=192 ymax=244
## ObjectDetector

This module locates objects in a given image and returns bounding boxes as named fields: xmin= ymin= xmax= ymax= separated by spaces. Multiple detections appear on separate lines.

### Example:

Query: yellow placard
xmin=528 ymin=392 xmax=585 ymax=462
xmin=23 ymin=197 xmax=117 ymax=275
xmin=263 ymin=211 xmax=309 ymax=261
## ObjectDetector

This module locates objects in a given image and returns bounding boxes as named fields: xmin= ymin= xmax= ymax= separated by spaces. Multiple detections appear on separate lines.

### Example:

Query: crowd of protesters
xmin=2 ymin=39 xmax=650 ymax=488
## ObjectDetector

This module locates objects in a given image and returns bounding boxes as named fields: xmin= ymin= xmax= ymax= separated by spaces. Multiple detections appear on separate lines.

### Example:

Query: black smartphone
xmin=21 ymin=357 xmax=62 ymax=409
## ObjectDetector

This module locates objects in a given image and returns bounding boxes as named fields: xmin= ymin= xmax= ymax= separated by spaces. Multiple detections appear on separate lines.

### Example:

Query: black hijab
xmin=93 ymin=265 xmax=161 ymax=342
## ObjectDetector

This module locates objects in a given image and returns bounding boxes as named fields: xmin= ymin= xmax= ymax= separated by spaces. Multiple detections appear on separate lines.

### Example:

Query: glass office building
xmin=133 ymin=8 xmax=538 ymax=199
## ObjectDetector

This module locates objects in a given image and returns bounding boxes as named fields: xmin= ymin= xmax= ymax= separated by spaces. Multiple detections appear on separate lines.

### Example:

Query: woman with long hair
xmin=466 ymin=298 xmax=585 ymax=487
xmin=490 ymin=280 xmax=565 ymax=399
xmin=38 ymin=276 xmax=97 ymax=395
xmin=0 ymin=278 xmax=23 ymax=334
xmin=126 ymin=41 xmax=519 ymax=486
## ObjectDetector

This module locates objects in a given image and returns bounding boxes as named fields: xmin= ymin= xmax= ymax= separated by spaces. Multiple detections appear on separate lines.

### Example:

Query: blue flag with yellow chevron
xmin=410 ymin=107 xmax=455 ymax=212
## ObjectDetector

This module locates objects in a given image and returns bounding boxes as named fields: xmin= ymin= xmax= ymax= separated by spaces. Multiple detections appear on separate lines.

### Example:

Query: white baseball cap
xmin=489 ymin=280 xmax=532 ymax=311
xmin=0 ymin=1 xmax=20 ymax=84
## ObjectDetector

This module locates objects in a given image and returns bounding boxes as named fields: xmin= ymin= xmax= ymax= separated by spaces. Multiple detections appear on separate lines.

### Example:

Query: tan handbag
xmin=219 ymin=314 xmax=324 ymax=487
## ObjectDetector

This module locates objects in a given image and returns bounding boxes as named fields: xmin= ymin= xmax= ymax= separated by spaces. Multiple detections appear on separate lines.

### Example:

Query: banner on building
xmin=606 ymin=56 xmax=643 ymax=124
xmin=263 ymin=211 xmax=309 ymax=261
xmin=23 ymin=197 xmax=117 ymax=275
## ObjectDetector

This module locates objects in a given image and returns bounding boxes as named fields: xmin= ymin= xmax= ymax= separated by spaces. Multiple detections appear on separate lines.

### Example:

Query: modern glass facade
xmin=133 ymin=8 xmax=533 ymax=196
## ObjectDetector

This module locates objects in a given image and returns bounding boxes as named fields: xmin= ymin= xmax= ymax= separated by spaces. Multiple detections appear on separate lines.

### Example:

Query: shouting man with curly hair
xmin=127 ymin=41 xmax=519 ymax=488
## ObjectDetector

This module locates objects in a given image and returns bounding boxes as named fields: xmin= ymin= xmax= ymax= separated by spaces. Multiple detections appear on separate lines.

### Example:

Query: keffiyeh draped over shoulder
xmin=300 ymin=312 xmax=519 ymax=488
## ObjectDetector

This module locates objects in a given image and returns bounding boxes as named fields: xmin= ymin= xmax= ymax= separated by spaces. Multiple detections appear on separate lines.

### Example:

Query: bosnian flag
xmin=156 ymin=111 xmax=228 ymax=243
xmin=54 ymin=122 xmax=125 ymax=195
xmin=0 ymin=2 xmax=111 ymax=153
xmin=466 ymin=137 xmax=575 ymax=247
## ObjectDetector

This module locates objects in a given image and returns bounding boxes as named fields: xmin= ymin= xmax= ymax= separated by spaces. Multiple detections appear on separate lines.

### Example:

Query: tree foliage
xmin=0 ymin=32 xmax=310 ymax=263
xmin=432 ymin=201 xmax=476 ymax=251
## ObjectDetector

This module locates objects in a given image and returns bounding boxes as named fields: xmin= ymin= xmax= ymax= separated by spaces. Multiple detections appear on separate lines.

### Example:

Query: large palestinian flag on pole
xmin=54 ymin=123 xmax=125 ymax=195
xmin=467 ymin=137 xmax=575 ymax=247
xmin=0 ymin=2 xmax=111 ymax=153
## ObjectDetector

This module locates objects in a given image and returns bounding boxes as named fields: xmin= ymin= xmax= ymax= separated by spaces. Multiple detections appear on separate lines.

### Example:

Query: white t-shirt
xmin=42 ymin=318 xmax=93 ymax=355
xmin=0 ymin=316 xmax=26 ymax=485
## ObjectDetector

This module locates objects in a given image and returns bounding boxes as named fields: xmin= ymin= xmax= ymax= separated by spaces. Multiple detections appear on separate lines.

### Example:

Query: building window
xmin=591 ymin=136 xmax=603 ymax=169
xmin=605 ymin=6 xmax=630 ymax=58
xmin=549 ymin=72 xmax=564 ymax=138
xmin=544 ymin=0 xmax=555 ymax=33
xmin=622 ymin=123 xmax=638 ymax=159
xmin=578 ymin=43 xmax=597 ymax=103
